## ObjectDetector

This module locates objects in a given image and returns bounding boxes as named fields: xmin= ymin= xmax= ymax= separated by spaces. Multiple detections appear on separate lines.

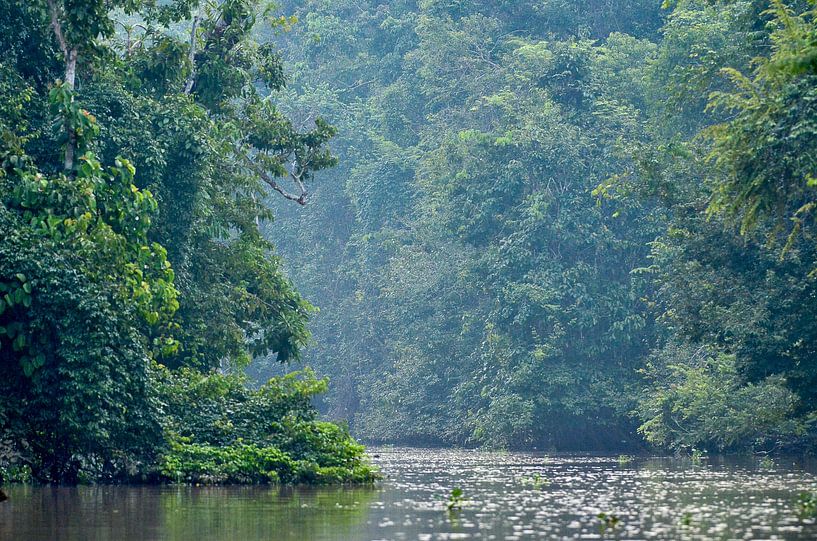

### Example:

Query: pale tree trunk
xmin=63 ymin=49 xmax=78 ymax=170
xmin=64 ymin=49 xmax=77 ymax=89
xmin=46 ymin=0 xmax=79 ymax=171
xmin=183 ymin=15 xmax=200 ymax=94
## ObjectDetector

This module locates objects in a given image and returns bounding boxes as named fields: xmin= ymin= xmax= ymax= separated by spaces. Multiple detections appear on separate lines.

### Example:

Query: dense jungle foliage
xmin=0 ymin=0 xmax=375 ymax=484
xmin=264 ymin=0 xmax=817 ymax=453
xmin=2 ymin=0 xmax=817 ymax=485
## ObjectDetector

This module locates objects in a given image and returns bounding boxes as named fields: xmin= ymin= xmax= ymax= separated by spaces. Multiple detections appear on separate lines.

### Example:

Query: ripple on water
xmin=2 ymin=448 xmax=817 ymax=540
xmin=365 ymin=447 xmax=817 ymax=540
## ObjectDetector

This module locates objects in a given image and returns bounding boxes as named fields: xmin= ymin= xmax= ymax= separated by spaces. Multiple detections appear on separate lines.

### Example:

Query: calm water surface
xmin=2 ymin=447 xmax=817 ymax=540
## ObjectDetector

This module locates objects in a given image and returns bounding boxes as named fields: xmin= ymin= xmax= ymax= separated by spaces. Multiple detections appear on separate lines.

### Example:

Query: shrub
xmin=638 ymin=344 xmax=806 ymax=452
xmin=154 ymin=367 xmax=379 ymax=484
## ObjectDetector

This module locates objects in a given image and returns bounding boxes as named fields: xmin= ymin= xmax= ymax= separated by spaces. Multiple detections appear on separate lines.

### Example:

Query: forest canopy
xmin=2 ymin=0 xmax=817 ymax=486
xmin=0 ymin=0 xmax=374 ymax=484
xmin=265 ymin=0 xmax=817 ymax=453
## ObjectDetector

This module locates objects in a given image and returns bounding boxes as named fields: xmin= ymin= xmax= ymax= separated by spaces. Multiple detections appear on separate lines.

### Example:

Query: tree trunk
xmin=47 ymin=0 xmax=78 ymax=171
xmin=183 ymin=16 xmax=200 ymax=94
xmin=63 ymin=49 xmax=78 ymax=170
xmin=64 ymin=48 xmax=77 ymax=89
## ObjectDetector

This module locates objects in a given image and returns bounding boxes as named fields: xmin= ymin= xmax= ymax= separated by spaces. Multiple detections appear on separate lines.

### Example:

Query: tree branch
xmin=46 ymin=0 xmax=68 ymax=57
xmin=289 ymin=162 xmax=308 ymax=195
xmin=238 ymin=151 xmax=308 ymax=205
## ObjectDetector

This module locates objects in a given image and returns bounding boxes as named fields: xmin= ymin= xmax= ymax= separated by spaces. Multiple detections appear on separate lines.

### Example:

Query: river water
xmin=2 ymin=447 xmax=817 ymax=540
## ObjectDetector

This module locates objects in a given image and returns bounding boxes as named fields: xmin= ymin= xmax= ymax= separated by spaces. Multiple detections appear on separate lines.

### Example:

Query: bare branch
xmin=238 ymin=151 xmax=308 ymax=205
xmin=118 ymin=21 xmax=147 ymax=56
xmin=338 ymin=78 xmax=377 ymax=94
xmin=289 ymin=161 xmax=308 ymax=195
xmin=290 ymin=171 xmax=307 ymax=195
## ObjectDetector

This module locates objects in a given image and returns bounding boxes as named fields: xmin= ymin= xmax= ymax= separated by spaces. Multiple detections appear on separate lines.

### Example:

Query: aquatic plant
xmin=617 ymin=455 xmax=635 ymax=465
xmin=159 ymin=440 xmax=378 ymax=485
xmin=0 ymin=463 xmax=32 ymax=484
xmin=758 ymin=456 xmax=776 ymax=469
xmin=597 ymin=512 xmax=621 ymax=532
xmin=154 ymin=368 xmax=379 ymax=485
xmin=796 ymin=492 xmax=817 ymax=519
xmin=446 ymin=488 xmax=464 ymax=511
xmin=521 ymin=473 xmax=550 ymax=489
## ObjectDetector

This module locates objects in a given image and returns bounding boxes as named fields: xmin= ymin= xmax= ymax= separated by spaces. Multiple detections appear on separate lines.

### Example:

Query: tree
xmin=0 ymin=0 xmax=371 ymax=482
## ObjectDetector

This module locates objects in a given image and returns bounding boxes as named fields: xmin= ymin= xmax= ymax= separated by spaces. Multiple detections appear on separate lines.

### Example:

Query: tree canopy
xmin=0 ymin=0 xmax=374 ymax=484
xmin=264 ymin=0 xmax=817 ymax=453
xmin=3 ymin=0 xmax=817 ymax=482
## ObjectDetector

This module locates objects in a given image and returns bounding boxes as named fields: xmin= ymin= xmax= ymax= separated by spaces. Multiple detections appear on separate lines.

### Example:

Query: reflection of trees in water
xmin=160 ymin=486 xmax=378 ymax=541
xmin=0 ymin=486 xmax=165 ymax=539
xmin=0 ymin=485 xmax=378 ymax=541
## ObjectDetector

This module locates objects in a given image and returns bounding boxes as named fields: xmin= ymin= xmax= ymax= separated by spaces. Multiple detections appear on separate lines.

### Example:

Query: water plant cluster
xmin=797 ymin=492 xmax=817 ymax=519
xmin=155 ymin=368 xmax=378 ymax=485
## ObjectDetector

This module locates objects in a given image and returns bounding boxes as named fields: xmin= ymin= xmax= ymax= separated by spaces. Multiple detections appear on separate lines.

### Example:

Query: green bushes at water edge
xmin=0 ymin=362 xmax=378 ymax=485
xmin=159 ymin=441 xmax=377 ymax=485
xmin=154 ymin=366 xmax=379 ymax=485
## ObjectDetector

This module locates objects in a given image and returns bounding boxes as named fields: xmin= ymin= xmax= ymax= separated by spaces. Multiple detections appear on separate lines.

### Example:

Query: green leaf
xmin=21 ymin=358 xmax=34 ymax=378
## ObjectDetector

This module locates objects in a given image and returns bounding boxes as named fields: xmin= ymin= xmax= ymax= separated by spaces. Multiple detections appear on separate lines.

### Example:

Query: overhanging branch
xmin=238 ymin=151 xmax=308 ymax=205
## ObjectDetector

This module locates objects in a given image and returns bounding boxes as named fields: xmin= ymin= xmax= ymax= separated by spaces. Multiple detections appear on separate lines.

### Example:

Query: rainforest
xmin=2 ymin=0 xmax=817 ymax=539
xmin=266 ymin=0 xmax=817 ymax=455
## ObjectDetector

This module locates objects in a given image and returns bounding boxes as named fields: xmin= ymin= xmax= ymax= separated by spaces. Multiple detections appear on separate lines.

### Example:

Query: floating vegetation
xmin=679 ymin=511 xmax=693 ymax=527
xmin=690 ymin=448 xmax=706 ymax=465
xmin=597 ymin=512 xmax=621 ymax=532
xmin=797 ymin=492 xmax=817 ymax=519
xmin=617 ymin=454 xmax=635 ymax=465
xmin=521 ymin=473 xmax=550 ymax=489
xmin=0 ymin=464 xmax=32 ymax=484
xmin=446 ymin=487 xmax=464 ymax=511
xmin=759 ymin=455 xmax=776 ymax=469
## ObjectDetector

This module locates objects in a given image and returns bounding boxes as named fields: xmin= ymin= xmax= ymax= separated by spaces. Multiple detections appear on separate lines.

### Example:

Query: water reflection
xmin=0 ymin=485 xmax=378 ymax=540
xmin=2 ymin=448 xmax=817 ymax=540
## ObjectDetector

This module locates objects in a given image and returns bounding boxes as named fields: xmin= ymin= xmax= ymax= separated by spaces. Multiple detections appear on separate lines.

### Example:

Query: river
xmin=2 ymin=447 xmax=817 ymax=540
